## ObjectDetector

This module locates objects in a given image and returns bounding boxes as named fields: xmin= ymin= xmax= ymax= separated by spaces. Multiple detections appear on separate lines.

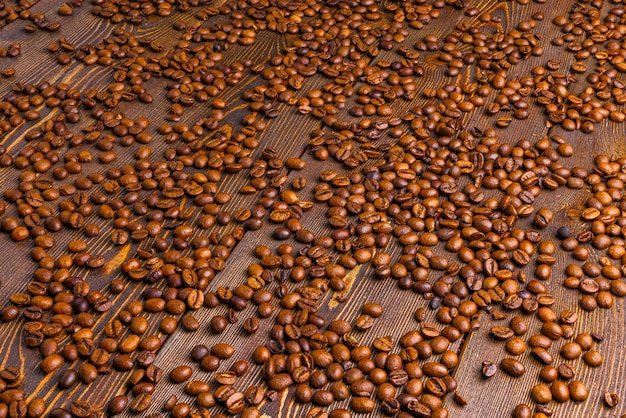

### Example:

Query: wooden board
xmin=0 ymin=0 xmax=625 ymax=417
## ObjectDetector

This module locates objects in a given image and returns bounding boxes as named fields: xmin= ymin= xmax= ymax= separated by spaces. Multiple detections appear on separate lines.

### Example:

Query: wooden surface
xmin=0 ymin=0 xmax=625 ymax=417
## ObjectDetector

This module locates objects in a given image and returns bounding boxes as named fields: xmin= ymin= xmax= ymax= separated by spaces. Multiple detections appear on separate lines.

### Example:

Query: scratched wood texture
xmin=0 ymin=0 xmax=625 ymax=417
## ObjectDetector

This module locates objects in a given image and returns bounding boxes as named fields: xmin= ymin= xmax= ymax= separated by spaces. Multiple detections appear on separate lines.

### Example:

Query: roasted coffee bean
xmin=351 ymin=397 xmax=375 ymax=413
xmin=550 ymin=381 xmax=570 ymax=403
xmin=531 ymin=384 xmax=552 ymax=404
xmin=58 ymin=369 xmax=78 ymax=389
xmin=212 ymin=343 xmax=235 ymax=359
xmin=512 ymin=404 xmax=532 ymax=418
xmin=362 ymin=303 xmax=383 ymax=317
xmin=49 ymin=409 xmax=72 ymax=418
xmin=27 ymin=398 xmax=46 ymax=418
xmin=569 ymin=381 xmax=589 ymax=402
xmin=505 ymin=338 xmax=527 ymax=356
xmin=583 ymin=350 xmax=603 ymax=367
xmin=481 ymin=361 xmax=497 ymax=379
xmin=500 ymin=358 xmax=526 ymax=377
xmin=190 ymin=345 xmax=209 ymax=362
xmin=532 ymin=347 xmax=553 ymax=365
xmin=604 ymin=392 xmax=619 ymax=407
xmin=128 ymin=393 xmax=151 ymax=413
xmin=40 ymin=354 xmax=64 ymax=373
xmin=560 ymin=342 xmax=582 ymax=360
xmin=558 ymin=363 xmax=576 ymax=380
xmin=243 ymin=317 xmax=259 ymax=334
xmin=169 ymin=365 xmax=193 ymax=383
xmin=70 ymin=400 xmax=92 ymax=418
xmin=491 ymin=326 xmax=514 ymax=340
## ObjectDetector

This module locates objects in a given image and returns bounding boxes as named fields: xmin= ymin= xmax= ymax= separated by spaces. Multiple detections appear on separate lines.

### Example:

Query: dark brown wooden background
xmin=0 ymin=0 xmax=625 ymax=417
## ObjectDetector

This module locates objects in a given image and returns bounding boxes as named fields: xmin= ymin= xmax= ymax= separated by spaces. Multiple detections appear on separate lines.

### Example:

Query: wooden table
xmin=0 ymin=0 xmax=625 ymax=417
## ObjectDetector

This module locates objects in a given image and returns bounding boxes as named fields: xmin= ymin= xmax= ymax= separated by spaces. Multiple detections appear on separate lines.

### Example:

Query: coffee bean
xmin=169 ymin=365 xmax=192 ymax=383
xmin=512 ymin=404 xmax=532 ymax=418
xmin=40 ymin=354 xmax=63 ymax=374
xmin=604 ymin=392 xmax=619 ymax=407
xmin=505 ymin=338 xmax=526 ymax=356
xmin=560 ymin=342 xmax=582 ymax=360
xmin=78 ymin=363 xmax=98 ymax=384
xmin=509 ymin=318 xmax=528 ymax=335
xmin=49 ymin=408 xmax=72 ymax=418
xmin=70 ymin=400 xmax=92 ymax=418
xmin=491 ymin=326 xmax=514 ymax=340
xmin=243 ymin=317 xmax=259 ymax=334
xmin=354 ymin=315 xmax=374 ymax=331
xmin=351 ymin=397 xmax=374 ymax=413
xmin=569 ymin=381 xmax=589 ymax=402
xmin=558 ymin=363 xmax=576 ymax=380
xmin=481 ymin=361 xmax=497 ymax=379
xmin=129 ymin=393 xmax=151 ymax=413
xmin=212 ymin=343 xmax=235 ymax=359
xmin=108 ymin=395 xmax=128 ymax=415
xmin=362 ymin=303 xmax=383 ymax=317
xmin=532 ymin=347 xmax=553 ymax=365
xmin=550 ymin=381 xmax=570 ymax=403
xmin=58 ymin=369 xmax=78 ymax=389
xmin=539 ymin=366 xmax=558 ymax=383
xmin=531 ymin=384 xmax=552 ymax=404
xmin=500 ymin=358 xmax=526 ymax=377
xmin=583 ymin=350 xmax=603 ymax=367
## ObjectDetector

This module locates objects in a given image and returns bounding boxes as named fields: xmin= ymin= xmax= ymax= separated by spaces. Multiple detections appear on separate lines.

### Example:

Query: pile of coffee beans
xmin=0 ymin=0 xmax=626 ymax=417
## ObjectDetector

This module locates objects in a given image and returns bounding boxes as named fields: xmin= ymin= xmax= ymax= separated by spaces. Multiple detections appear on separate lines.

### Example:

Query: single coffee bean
xmin=481 ymin=361 xmax=497 ymax=379
xmin=170 ymin=365 xmax=193 ymax=383
xmin=27 ymin=398 xmax=46 ymax=418
xmin=58 ymin=369 xmax=78 ymax=389
xmin=108 ymin=395 xmax=128 ymax=415
xmin=532 ymin=347 xmax=553 ymax=365
xmin=604 ymin=392 xmax=619 ymax=407
xmin=49 ymin=408 xmax=72 ymax=418
xmin=505 ymin=338 xmax=526 ymax=356
xmin=129 ymin=393 xmax=151 ymax=413
xmin=560 ymin=342 xmax=582 ymax=360
xmin=362 ymin=303 xmax=383 ymax=317
xmin=512 ymin=404 xmax=532 ymax=418
xmin=243 ymin=317 xmax=259 ymax=334
xmin=568 ymin=380 xmax=589 ymax=402
xmin=212 ymin=343 xmax=235 ymax=359
xmin=500 ymin=358 xmax=526 ymax=377
xmin=558 ymin=363 xmax=576 ymax=380
xmin=583 ymin=350 xmax=603 ymax=367
xmin=550 ymin=381 xmax=570 ymax=402
xmin=453 ymin=391 xmax=467 ymax=407
xmin=531 ymin=383 xmax=552 ymax=404
xmin=491 ymin=326 xmax=514 ymax=340
xmin=190 ymin=345 xmax=209 ymax=361
xmin=70 ymin=400 xmax=92 ymax=418
xmin=185 ymin=381 xmax=210 ymax=396
xmin=40 ymin=354 xmax=64 ymax=373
